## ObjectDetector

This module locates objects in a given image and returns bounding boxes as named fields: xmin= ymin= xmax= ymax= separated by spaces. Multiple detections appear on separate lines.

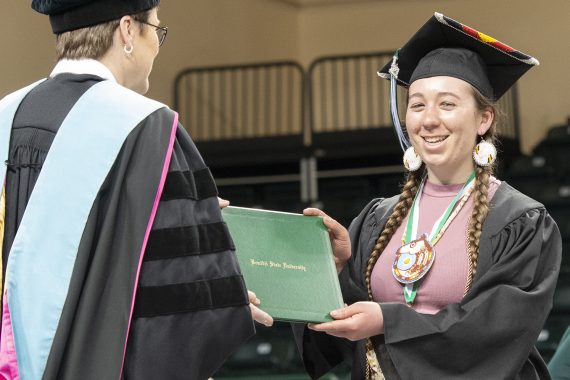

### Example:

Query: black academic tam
xmin=31 ymin=0 xmax=160 ymax=33
xmin=377 ymin=12 xmax=539 ymax=101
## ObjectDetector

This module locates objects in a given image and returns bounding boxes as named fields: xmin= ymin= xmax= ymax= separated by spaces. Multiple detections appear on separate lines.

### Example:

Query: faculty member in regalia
xmin=296 ymin=12 xmax=562 ymax=380
xmin=0 ymin=1 xmax=270 ymax=379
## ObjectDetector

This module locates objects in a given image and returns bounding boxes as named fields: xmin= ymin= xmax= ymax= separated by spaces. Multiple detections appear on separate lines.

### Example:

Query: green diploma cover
xmin=222 ymin=206 xmax=344 ymax=323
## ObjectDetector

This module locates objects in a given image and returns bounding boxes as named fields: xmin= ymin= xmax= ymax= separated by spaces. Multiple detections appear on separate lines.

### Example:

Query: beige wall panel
xmin=151 ymin=0 xmax=298 ymax=107
xmin=2 ymin=2 xmax=56 ymax=96
xmin=298 ymin=0 xmax=570 ymax=153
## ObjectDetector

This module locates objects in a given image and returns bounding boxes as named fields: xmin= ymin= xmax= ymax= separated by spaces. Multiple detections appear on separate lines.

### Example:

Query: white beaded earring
xmin=473 ymin=137 xmax=497 ymax=167
xmin=403 ymin=146 xmax=422 ymax=171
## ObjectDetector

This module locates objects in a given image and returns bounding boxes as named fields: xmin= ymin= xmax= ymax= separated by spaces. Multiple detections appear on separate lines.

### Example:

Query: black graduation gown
xmin=2 ymin=73 xmax=254 ymax=379
xmin=294 ymin=182 xmax=562 ymax=380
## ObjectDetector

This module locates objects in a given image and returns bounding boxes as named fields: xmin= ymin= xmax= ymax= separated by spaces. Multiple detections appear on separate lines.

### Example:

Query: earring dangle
xmin=473 ymin=138 xmax=497 ymax=167
xmin=403 ymin=146 xmax=422 ymax=171
xmin=124 ymin=44 xmax=134 ymax=55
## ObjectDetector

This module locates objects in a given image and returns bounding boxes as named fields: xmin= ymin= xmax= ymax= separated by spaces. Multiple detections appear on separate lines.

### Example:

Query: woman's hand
xmin=307 ymin=302 xmax=384 ymax=341
xmin=303 ymin=208 xmax=351 ymax=273
xmin=248 ymin=291 xmax=274 ymax=327
xmin=218 ymin=197 xmax=230 ymax=209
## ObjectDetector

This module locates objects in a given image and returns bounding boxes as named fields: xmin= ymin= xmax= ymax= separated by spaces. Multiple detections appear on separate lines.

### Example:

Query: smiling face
xmin=405 ymin=76 xmax=494 ymax=184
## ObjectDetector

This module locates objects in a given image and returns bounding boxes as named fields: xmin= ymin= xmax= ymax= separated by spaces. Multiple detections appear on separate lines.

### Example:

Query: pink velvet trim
xmin=0 ymin=292 xmax=20 ymax=380
xmin=119 ymin=112 xmax=179 ymax=378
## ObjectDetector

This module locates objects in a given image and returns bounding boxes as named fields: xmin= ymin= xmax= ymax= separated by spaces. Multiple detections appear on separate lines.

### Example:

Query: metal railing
xmin=174 ymin=61 xmax=305 ymax=141
xmin=308 ymin=51 xmax=401 ymax=133
xmin=174 ymin=54 xmax=520 ymax=144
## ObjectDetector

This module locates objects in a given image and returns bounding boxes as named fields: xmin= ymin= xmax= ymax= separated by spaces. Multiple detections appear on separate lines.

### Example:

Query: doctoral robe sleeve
xmin=122 ymin=112 xmax=255 ymax=380
xmin=378 ymin=206 xmax=562 ymax=379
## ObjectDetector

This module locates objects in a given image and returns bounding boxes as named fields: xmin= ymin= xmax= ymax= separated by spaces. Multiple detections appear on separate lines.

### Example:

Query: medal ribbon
xmin=402 ymin=171 xmax=476 ymax=303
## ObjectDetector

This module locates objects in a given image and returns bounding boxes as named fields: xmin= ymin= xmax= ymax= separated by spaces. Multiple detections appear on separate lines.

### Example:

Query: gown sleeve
xmin=123 ymin=116 xmax=255 ymax=380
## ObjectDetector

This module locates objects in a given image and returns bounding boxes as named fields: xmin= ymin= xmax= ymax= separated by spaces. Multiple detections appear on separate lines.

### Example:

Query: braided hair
xmin=364 ymin=168 xmax=425 ymax=378
xmin=365 ymin=168 xmax=424 ymax=300
xmin=465 ymin=87 xmax=499 ymax=291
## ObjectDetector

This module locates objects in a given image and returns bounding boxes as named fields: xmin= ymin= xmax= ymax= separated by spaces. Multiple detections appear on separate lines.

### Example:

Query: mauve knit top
xmin=371 ymin=177 xmax=500 ymax=314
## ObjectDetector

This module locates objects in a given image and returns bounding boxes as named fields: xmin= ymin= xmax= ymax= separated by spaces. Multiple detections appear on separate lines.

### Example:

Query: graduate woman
xmin=0 ymin=1 xmax=271 ymax=379
xmin=297 ymin=13 xmax=562 ymax=380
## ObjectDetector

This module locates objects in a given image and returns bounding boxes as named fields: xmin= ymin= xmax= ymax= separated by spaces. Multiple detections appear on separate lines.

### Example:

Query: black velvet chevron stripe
xmin=161 ymin=168 xmax=218 ymax=201
xmin=144 ymin=222 xmax=235 ymax=261
xmin=133 ymin=275 xmax=249 ymax=318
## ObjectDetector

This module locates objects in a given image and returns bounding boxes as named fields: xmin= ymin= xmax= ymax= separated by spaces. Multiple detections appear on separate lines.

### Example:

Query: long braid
xmin=364 ymin=169 xmax=422 ymax=379
xmin=365 ymin=169 xmax=423 ymax=300
xmin=464 ymin=85 xmax=498 ymax=292
xmin=465 ymin=165 xmax=492 ymax=292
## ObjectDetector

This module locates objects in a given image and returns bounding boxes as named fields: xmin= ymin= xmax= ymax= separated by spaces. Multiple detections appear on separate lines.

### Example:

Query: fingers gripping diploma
xmin=308 ymin=302 xmax=384 ymax=341
xmin=248 ymin=291 xmax=274 ymax=327
xmin=303 ymin=208 xmax=351 ymax=273
xmin=226 ymin=205 xmax=271 ymax=326
xmin=218 ymin=197 xmax=230 ymax=209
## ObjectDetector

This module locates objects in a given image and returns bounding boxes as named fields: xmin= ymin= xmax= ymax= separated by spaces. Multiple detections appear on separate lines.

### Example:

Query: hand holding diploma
xmin=219 ymin=199 xmax=273 ymax=326
xmin=303 ymin=209 xmax=384 ymax=340
xmin=303 ymin=208 xmax=351 ymax=273
xmin=308 ymin=302 xmax=384 ymax=341
xmin=248 ymin=291 xmax=274 ymax=327
xmin=218 ymin=196 xmax=230 ymax=209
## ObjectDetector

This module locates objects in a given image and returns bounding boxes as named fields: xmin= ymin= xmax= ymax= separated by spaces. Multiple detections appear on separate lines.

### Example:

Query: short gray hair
xmin=55 ymin=10 xmax=150 ymax=60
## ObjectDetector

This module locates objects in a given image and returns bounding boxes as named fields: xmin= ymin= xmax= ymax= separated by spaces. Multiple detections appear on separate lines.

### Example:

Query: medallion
xmin=392 ymin=172 xmax=475 ymax=304
xmin=392 ymin=233 xmax=435 ymax=284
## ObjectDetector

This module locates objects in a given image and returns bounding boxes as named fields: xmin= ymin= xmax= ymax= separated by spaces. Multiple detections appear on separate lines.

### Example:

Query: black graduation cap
xmin=378 ymin=12 xmax=539 ymax=101
xmin=31 ymin=0 xmax=160 ymax=34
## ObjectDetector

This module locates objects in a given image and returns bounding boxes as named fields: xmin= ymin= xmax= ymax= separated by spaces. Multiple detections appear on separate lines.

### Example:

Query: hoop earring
xmin=403 ymin=146 xmax=422 ymax=171
xmin=124 ymin=44 xmax=134 ymax=55
xmin=473 ymin=137 xmax=497 ymax=167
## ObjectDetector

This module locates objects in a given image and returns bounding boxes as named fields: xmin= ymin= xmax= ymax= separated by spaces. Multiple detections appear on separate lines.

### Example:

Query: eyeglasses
xmin=138 ymin=21 xmax=168 ymax=47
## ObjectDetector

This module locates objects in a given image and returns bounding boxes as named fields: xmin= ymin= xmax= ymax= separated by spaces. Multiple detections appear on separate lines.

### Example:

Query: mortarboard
xmin=377 ymin=12 xmax=539 ymax=151
xmin=31 ymin=0 xmax=160 ymax=34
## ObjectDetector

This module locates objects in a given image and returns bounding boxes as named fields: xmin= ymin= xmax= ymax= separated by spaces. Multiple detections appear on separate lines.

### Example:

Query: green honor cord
xmin=403 ymin=171 xmax=476 ymax=304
